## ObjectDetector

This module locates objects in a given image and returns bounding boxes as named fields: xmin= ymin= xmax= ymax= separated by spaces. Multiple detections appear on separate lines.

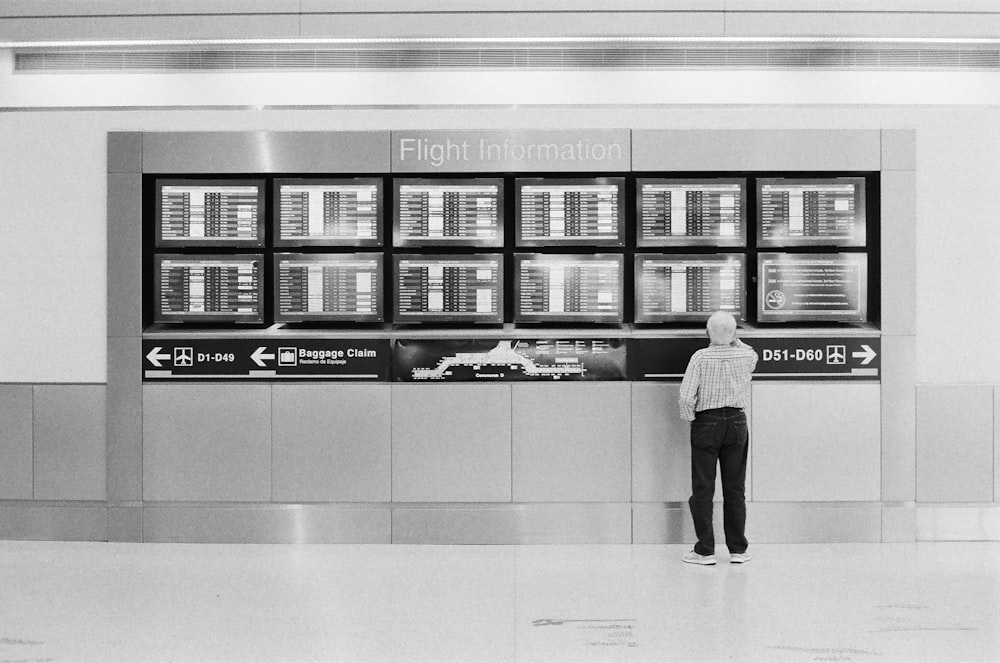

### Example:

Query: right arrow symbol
xmin=851 ymin=344 xmax=877 ymax=365
xmin=146 ymin=346 xmax=171 ymax=368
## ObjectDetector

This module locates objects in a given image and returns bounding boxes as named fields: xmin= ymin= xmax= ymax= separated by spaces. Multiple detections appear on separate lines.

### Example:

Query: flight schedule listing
xmin=277 ymin=180 xmax=380 ymax=245
xmin=159 ymin=183 xmax=262 ymax=244
xmin=396 ymin=256 xmax=502 ymax=322
xmin=518 ymin=179 xmax=623 ymax=245
xmin=636 ymin=255 xmax=745 ymax=322
xmin=396 ymin=180 xmax=501 ymax=245
xmin=759 ymin=179 xmax=865 ymax=246
xmin=156 ymin=256 xmax=261 ymax=322
xmin=516 ymin=254 xmax=623 ymax=322
xmin=758 ymin=253 xmax=867 ymax=322
xmin=639 ymin=180 xmax=744 ymax=246
xmin=276 ymin=254 xmax=382 ymax=322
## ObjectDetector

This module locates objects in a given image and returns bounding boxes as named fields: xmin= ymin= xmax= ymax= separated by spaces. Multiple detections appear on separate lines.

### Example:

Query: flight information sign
xmin=635 ymin=254 xmax=746 ymax=323
xmin=275 ymin=178 xmax=382 ymax=246
xmin=275 ymin=253 xmax=383 ymax=323
xmin=156 ymin=180 xmax=264 ymax=247
xmin=394 ymin=254 xmax=503 ymax=323
xmin=515 ymin=253 xmax=624 ymax=323
xmin=758 ymin=253 xmax=868 ymax=322
xmin=516 ymin=178 xmax=625 ymax=246
xmin=154 ymin=254 xmax=263 ymax=324
xmin=758 ymin=178 xmax=866 ymax=247
xmin=394 ymin=178 xmax=503 ymax=247
xmin=637 ymin=179 xmax=746 ymax=247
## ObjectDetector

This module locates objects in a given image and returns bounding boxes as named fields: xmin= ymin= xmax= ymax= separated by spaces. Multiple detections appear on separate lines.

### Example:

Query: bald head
xmin=707 ymin=310 xmax=737 ymax=345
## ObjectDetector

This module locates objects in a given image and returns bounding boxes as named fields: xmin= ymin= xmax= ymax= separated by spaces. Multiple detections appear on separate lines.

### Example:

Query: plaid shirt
xmin=678 ymin=339 xmax=758 ymax=422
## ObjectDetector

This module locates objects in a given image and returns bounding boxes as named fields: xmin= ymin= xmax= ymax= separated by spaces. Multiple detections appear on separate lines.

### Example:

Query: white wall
xmin=1 ymin=103 xmax=998 ymax=383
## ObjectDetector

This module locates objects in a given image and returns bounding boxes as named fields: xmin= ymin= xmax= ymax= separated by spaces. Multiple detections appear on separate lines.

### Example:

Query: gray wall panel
xmin=882 ymin=502 xmax=916 ymax=543
xmin=632 ymin=130 xmax=881 ymax=172
xmin=272 ymin=385 xmax=391 ymax=503
xmin=0 ymin=14 xmax=300 ymax=41
xmin=996 ymin=388 xmax=999 ymax=502
xmin=392 ymin=385 xmax=512 ymax=503
xmin=880 ymin=171 xmax=917 ymax=337
xmin=301 ymin=12 xmax=724 ymax=39
xmin=107 ymin=173 xmax=143 ymax=338
xmin=33 ymin=385 xmax=106 ymax=501
xmin=142 ymin=132 xmax=391 ymax=174
xmin=512 ymin=383 xmax=631 ymax=502
xmin=0 ymin=385 xmax=33 ymax=500
xmin=107 ymin=132 xmax=142 ymax=174
xmin=1 ymin=1 xmax=299 ymax=16
xmin=0 ymin=505 xmax=107 ymax=542
xmin=881 ymin=129 xmax=916 ymax=172
xmin=916 ymin=505 xmax=1000 ymax=541
xmin=107 ymin=336 xmax=142 ymax=503
xmin=632 ymin=383 xmax=690 ymax=502
xmin=881 ymin=336 xmax=916 ymax=501
xmin=751 ymin=383 xmax=880 ymax=502
xmin=143 ymin=506 xmax=391 ymax=544
xmin=632 ymin=503 xmax=698 ymax=544
xmin=393 ymin=504 xmax=632 ymax=544
xmin=724 ymin=11 xmax=1000 ymax=38
xmin=108 ymin=506 xmax=142 ymax=543
xmin=143 ymin=385 xmax=271 ymax=502
xmin=916 ymin=385 xmax=994 ymax=502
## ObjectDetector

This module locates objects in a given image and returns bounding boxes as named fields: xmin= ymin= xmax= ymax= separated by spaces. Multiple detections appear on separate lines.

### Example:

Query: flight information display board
xmin=154 ymin=254 xmax=263 ymax=324
xmin=515 ymin=253 xmax=624 ymax=323
xmin=274 ymin=253 xmax=383 ymax=323
xmin=394 ymin=254 xmax=503 ymax=323
xmin=637 ymin=179 xmax=746 ymax=247
xmin=516 ymin=178 xmax=625 ymax=246
xmin=758 ymin=178 xmax=866 ymax=247
xmin=275 ymin=178 xmax=382 ymax=247
xmin=394 ymin=179 xmax=503 ymax=247
xmin=758 ymin=253 xmax=868 ymax=322
xmin=156 ymin=180 xmax=264 ymax=247
xmin=635 ymin=254 xmax=746 ymax=323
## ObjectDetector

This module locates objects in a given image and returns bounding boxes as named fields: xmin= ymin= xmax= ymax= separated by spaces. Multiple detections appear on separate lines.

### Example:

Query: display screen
xmin=637 ymin=179 xmax=746 ymax=247
xmin=635 ymin=254 xmax=746 ymax=323
xmin=156 ymin=180 xmax=264 ymax=247
xmin=274 ymin=253 xmax=383 ymax=323
xmin=154 ymin=254 xmax=263 ymax=324
xmin=758 ymin=253 xmax=868 ymax=322
xmin=274 ymin=178 xmax=382 ymax=247
xmin=516 ymin=178 xmax=625 ymax=246
xmin=394 ymin=179 xmax=503 ymax=247
xmin=514 ymin=253 xmax=624 ymax=323
xmin=394 ymin=254 xmax=503 ymax=323
xmin=758 ymin=178 xmax=866 ymax=247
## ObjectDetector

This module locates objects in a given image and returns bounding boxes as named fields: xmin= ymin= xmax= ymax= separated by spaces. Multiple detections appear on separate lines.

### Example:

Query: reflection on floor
xmin=0 ymin=542 xmax=997 ymax=662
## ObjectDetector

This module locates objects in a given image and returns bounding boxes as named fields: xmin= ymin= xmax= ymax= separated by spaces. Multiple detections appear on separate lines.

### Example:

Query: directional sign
xmin=628 ymin=336 xmax=880 ymax=381
xmin=142 ymin=338 xmax=389 ymax=381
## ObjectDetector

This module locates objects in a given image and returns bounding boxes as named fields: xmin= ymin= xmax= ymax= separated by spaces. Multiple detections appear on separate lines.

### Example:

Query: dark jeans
xmin=688 ymin=407 xmax=748 ymax=556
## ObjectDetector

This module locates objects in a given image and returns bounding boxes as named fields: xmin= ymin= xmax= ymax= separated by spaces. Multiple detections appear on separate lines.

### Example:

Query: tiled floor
xmin=0 ymin=541 xmax=997 ymax=662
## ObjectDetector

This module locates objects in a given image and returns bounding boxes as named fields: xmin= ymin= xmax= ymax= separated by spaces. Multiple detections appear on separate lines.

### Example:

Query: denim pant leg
xmin=689 ymin=413 xmax=722 ymax=556
xmin=719 ymin=411 xmax=749 ymax=554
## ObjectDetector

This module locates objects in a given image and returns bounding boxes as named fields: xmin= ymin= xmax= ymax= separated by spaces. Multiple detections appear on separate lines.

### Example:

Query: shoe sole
xmin=730 ymin=557 xmax=750 ymax=564
xmin=682 ymin=558 xmax=716 ymax=566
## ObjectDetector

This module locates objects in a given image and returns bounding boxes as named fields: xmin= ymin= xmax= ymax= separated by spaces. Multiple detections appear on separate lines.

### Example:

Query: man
xmin=678 ymin=310 xmax=758 ymax=566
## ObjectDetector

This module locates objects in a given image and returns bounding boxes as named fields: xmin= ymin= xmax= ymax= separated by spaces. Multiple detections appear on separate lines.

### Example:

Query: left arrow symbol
xmin=251 ymin=347 xmax=275 ymax=367
xmin=146 ymin=346 xmax=171 ymax=368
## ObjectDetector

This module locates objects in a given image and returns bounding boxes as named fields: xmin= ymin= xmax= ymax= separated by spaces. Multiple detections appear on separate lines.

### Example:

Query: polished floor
xmin=0 ymin=541 xmax=997 ymax=662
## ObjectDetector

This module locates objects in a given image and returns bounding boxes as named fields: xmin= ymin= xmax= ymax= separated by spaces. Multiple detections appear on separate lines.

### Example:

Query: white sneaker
xmin=682 ymin=550 xmax=716 ymax=566
xmin=730 ymin=552 xmax=751 ymax=564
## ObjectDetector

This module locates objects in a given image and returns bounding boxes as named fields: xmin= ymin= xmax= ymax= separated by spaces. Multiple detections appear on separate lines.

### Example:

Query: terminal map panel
xmin=157 ymin=180 xmax=264 ymax=246
xmin=275 ymin=253 xmax=383 ymax=322
xmin=635 ymin=254 xmax=745 ymax=322
xmin=758 ymin=253 xmax=868 ymax=322
xmin=155 ymin=254 xmax=263 ymax=323
xmin=758 ymin=178 xmax=866 ymax=247
xmin=515 ymin=253 xmax=624 ymax=323
xmin=394 ymin=179 xmax=503 ymax=247
xmin=395 ymin=254 xmax=503 ymax=323
xmin=516 ymin=178 xmax=625 ymax=246
xmin=637 ymin=179 xmax=746 ymax=247
xmin=275 ymin=179 xmax=382 ymax=246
